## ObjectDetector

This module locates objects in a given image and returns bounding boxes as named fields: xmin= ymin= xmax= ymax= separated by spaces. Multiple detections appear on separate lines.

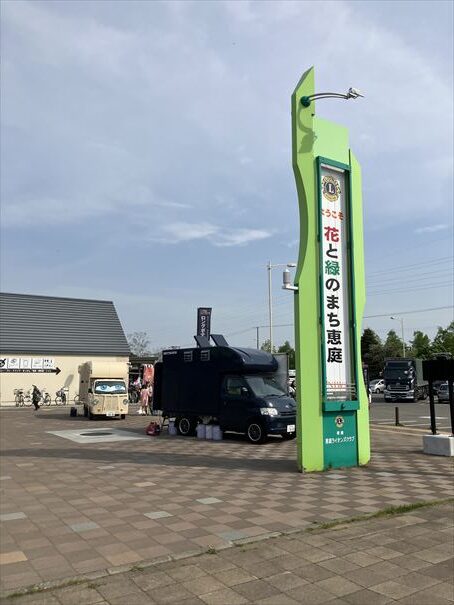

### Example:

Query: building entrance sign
xmin=291 ymin=68 xmax=370 ymax=471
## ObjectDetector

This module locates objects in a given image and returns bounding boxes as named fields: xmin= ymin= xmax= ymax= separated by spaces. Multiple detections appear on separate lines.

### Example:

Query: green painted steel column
xmin=292 ymin=67 xmax=370 ymax=472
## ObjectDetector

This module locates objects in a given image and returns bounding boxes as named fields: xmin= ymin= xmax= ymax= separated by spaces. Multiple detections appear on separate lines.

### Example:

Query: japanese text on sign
xmin=320 ymin=164 xmax=356 ymax=401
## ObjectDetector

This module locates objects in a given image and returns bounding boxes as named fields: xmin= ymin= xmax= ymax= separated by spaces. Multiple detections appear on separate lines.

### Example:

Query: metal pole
xmin=256 ymin=326 xmax=260 ymax=350
xmin=267 ymin=261 xmax=273 ymax=352
xmin=428 ymin=379 xmax=437 ymax=435
xmin=448 ymin=379 xmax=454 ymax=436
xmin=401 ymin=318 xmax=405 ymax=357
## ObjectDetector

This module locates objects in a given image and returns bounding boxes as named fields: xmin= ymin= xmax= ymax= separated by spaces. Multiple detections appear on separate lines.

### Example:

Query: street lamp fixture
xmin=267 ymin=261 xmax=296 ymax=352
xmin=390 ymin=316 xmax=406 ymax=357
xmin=301 ymin=87 xmax=364 ymax=108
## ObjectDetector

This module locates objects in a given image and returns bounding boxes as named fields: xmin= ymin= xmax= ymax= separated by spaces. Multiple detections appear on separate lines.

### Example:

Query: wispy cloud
xmin=414 ymin=224 xmax=450 ymax=234
xmin=152 ymin=222 xmax=272 ymax=247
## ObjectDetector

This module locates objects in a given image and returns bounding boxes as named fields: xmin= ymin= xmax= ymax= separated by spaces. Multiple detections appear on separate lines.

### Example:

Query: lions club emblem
xmin=322 ymin=175 xmax=341 ymax=202
xmin=335 ymin=416 xmax=344 ymax=429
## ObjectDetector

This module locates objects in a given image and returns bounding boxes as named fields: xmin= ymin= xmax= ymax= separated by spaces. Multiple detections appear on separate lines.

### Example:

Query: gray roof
xmin=0 ymin=293 xmax=130 ymax=356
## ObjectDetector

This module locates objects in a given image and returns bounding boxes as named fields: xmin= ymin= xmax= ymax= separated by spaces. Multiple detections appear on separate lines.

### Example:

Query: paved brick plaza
xmin=0 ymin=407 xmax=453 ymax=597
xmin=2 ymin=501 xmax=453 ymax=605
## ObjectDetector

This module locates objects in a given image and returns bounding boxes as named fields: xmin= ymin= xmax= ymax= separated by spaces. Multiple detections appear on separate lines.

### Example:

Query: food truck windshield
xmin=94 ymin=380 xmax=127 ymax=395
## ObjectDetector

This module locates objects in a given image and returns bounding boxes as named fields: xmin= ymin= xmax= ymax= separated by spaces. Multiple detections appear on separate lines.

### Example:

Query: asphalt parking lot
xmin=0 ymin=406 xmax=453 ymax=596
xmin=370 ymin=394 xmax=453 ymax=432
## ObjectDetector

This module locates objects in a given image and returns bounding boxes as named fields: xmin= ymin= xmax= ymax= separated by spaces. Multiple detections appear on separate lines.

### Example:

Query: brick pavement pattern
xmin=1 ymin=502 xmax=453 ymax=604
xmin=0 ymin=408 xmax=453 ymax=596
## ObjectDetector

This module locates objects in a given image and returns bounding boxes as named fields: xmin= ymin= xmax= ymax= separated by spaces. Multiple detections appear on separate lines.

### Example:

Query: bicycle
xmin=14 ymin=388 xmax=32 ymax=406
xmin=55 ymin=387 xmax=68 ymax=405
xmin=40 ymin=389 xmax=52 ymax=406
xmin=73 ymin=393 xmax=80 ymax=405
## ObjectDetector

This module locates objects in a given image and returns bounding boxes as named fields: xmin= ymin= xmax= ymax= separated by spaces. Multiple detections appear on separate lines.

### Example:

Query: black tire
xmin=246 ymin=421 xmax=267 ymax=444
xmin=120 ymin=414 xmax=125 ymax=419
xmin=282 ymin=432 xmax=296 ymax=440
xmin=176 ymin=416 xmax=196 ymax=436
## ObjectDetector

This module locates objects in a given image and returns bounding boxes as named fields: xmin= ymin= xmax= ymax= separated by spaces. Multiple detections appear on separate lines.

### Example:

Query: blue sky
xmin=1 ymin=0 xmax=453 ymax=350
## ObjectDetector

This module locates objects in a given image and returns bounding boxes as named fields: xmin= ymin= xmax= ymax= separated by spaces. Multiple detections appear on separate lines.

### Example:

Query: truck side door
xmin=220 ymin=375 xmax=250 ymax=431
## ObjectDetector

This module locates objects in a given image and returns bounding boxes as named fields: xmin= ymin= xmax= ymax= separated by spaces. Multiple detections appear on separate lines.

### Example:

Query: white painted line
xmin=0 ymin=512 xmax=27 ymax=521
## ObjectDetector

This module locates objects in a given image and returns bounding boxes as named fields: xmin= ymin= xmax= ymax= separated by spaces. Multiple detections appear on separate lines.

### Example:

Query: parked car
xmin=437 ymin=383 xmax=450 ymax=403
xmin=432 ymin=381 xmax=445 ymax=396
xmin=370 ymin=379 xmax=385 ymax=394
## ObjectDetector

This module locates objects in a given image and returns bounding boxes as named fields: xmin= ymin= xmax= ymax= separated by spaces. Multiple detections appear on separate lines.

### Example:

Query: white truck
xmin=79 ymin=361 xmax=129 ymax=420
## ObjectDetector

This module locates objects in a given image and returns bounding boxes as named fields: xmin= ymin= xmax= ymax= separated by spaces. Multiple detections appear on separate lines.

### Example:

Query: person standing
xmin=32 ymin=385 xmax=41 ymax=410
xmin=139 ymin=383 xmax=149 ymax=415
xmin=147 ymin=382 xmax=153 ymax=415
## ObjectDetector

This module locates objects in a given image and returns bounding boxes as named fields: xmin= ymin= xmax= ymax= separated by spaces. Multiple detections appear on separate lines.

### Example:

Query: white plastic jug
xmin=212 ymin=425 xmax=223 ymax=441
xmin=168 ymin=420 xmax=177 ymax=436
xmin=205 ymin=424 xmax=213 ymax=440
xmin=196 ymin=424 xmax=206 ymax=439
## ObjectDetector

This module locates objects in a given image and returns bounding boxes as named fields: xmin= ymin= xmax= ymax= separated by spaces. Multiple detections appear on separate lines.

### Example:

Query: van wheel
xmin=247 ymin=421 xmax=266 ymax=444
xmin=176 ymin=416 xmax=196 ymax=436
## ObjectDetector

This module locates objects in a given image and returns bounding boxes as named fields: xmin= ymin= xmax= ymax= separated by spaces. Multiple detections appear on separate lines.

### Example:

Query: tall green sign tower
xmin=291 ymin=68 xmax=370 ymax=472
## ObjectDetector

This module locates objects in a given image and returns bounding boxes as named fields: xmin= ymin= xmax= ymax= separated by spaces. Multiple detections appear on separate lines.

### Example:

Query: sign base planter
xmin=423 ymin=434 xmax=454 ymax=457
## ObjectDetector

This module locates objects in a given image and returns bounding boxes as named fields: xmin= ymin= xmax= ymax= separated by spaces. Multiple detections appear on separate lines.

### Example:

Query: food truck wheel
xmin=176 ymin=416 xmax=196 ymax=436
xmin=246 ymin=421 xmax=266 ymax=444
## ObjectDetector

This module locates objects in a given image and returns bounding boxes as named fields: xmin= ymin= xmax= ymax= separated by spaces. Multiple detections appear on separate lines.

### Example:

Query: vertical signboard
xmin=197 ymin=307 xmax=212 ymax=339
xmin=318 ymin=159 xmax=358 ymax=410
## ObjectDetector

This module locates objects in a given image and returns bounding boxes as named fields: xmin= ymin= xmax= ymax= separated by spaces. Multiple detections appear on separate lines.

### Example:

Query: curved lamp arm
xmin=301 ymin=87 xmax=364 ymax=107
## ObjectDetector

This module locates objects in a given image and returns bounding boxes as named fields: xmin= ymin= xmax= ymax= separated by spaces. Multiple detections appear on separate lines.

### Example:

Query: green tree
xmin=383 ymin=330 xmax=405 ymax=358
xmin=260 ymin=339 xmax=276 ymax=353
xmin=127 ymin=331 xmax=151 ymax=356
xmin=431 ymin=321 xmax=454 ymax=357
xmin=277 ymin=340 xmax=295 ymax=369
xmin=409 ymin=331 xmax=431 ymax=359
xmin=361 ymin=328 xmax=384 ymax=378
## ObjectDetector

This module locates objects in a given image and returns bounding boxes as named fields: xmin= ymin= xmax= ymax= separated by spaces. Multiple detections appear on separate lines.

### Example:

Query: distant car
xmin=370 ymin=379 xmax=385 ymax=394
xmin=437 ymin=383 xmax=450 ymax=403
xmin=432 ymin=381 xmax=445 ymax=396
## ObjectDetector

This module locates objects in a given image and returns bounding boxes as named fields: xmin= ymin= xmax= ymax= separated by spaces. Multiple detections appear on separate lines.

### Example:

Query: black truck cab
xmin=153 ymin=343 xmax=296 ymax=443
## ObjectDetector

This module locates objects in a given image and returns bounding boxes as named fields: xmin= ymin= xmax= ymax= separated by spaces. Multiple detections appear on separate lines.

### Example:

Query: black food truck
xmin=153 ymin=336 xmax=296 ymax=444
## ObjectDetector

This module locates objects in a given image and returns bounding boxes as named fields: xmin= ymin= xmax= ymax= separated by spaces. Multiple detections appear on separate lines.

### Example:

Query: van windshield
xmin=94 ymin=380 xmax=127 ymax=394
xmin=245 ymin=375 xmax=286 ymax=397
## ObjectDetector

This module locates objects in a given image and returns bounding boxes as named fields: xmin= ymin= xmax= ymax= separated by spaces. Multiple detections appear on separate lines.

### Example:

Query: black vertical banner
xmin=197 ymin=308 xmax=212 ymax=339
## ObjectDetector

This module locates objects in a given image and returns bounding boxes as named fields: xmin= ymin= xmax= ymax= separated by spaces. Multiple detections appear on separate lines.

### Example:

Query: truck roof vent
xmin=211 ymin=334 xmax=229 ymax=347
xmin=194 ymin=335 xmax=211 ymax=348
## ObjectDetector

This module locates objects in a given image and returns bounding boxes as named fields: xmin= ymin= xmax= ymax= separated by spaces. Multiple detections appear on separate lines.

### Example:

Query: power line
xmin=368 ymin=269 xmax=449 ymax=286
xmin=368 ymin=281 xmax=452 ymax=296
xmin=363 ymin=306 xmax=453 ymax=319
xmin=367 ymin=256 xmax=452 ymax=277
xmin=225 ymin=306 xmax=453 ymax=338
